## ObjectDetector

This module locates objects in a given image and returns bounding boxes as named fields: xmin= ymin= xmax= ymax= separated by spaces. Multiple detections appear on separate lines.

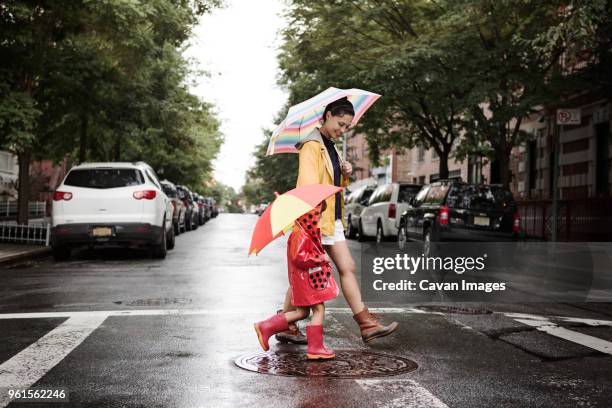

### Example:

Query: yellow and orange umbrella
xmin=248 ymin=184 xmax=343 ymax=256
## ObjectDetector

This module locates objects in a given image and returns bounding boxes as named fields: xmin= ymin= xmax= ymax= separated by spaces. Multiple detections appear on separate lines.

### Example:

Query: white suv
xmin=359 ymin=183 xmax=422 ymax=242
xmin=51 ymin=162 xmax=174 ymax=260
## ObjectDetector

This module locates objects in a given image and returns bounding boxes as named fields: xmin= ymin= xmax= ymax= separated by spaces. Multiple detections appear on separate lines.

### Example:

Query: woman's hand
xmin=341 ymin=161 xmax=352 ymax=176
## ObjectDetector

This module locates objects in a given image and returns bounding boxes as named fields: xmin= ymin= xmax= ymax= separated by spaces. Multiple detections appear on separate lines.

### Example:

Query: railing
xmin=0 ymin=201 xmax=47 ymax=217
xmin=0 ymin=222 xmax=50 ymax=246
xmin=516 ymin=197 xmax=612 ymax=241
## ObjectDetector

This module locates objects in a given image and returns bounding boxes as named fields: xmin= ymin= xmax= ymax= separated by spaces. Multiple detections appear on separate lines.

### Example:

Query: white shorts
xmin=322 ymin=220 xmax=346 ymax=245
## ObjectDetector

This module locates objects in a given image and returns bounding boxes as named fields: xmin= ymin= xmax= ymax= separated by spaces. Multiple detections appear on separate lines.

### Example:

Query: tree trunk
xmin=16 ymin=150 xmax=31 ymax=225
xmin=79 ymin=114 xmax=88 ymax=163
xmin=438 ymin=150 xmax=450 ymax=179
xmin=497 ymin=149 xmax=511 ymax=188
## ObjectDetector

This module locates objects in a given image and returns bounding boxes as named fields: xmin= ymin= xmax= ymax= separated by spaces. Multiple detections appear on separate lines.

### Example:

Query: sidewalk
xmin=0 ymin=244 xmax=50 ymax=264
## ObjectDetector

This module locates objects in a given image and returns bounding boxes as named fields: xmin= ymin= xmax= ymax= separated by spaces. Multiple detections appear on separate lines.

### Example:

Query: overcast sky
xmin=184 ymin=0 xmax=289 ymax=192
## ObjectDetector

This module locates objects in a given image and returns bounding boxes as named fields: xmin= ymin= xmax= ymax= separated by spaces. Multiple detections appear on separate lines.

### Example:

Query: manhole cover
xmin=124 ymin=298 xmax=192 ymax=306
xmin=418 ymin=305 xmax=491 ymax=314
xmin=234 ymin=350 xmax=417 ymax=378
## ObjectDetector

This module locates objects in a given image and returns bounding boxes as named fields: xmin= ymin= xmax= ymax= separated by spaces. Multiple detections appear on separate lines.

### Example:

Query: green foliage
xmin=0 ymin=0 xmax=224 ymax=198
xmin=243 ymin=130 xmax=298 ymax=206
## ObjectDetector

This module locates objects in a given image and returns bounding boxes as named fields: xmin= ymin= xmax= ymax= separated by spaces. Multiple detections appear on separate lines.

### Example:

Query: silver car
xmin=344 ymin=185 xmax=375 ymax=239
xmin=359 ymin=183 xmax=422 ymax=242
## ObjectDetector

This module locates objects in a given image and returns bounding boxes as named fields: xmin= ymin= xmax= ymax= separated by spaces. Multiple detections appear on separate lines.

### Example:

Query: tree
xmin=243 ymin=129 xmax=298 ymax=206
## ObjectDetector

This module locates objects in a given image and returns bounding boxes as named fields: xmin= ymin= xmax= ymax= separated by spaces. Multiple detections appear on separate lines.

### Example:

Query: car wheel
xmin=423 ymin=227 xmax=437 ymax=257
xmin=167 ymin=224 xmax=175 ymax=250
xmin=358 ymin=220 xmax=366 ymax=242
xmin=192 ymin=215 xmax=199 ymax=230
xmin=174 ymin=222 xmax=180 ymax=236
xmin=185 ymin=216 xmax=192 ymax=231
xmin=376 ymin=221 xmax=385 ymax=243
xmin=152 ymin=224 xmax=167 ymax=259
xmin=347 ymin=216 xmax=356 ymax=238
xmin=398 ymin=225 xmax=407 ymax=251
xmin=52 ymin=245 xmax=71 ymax=261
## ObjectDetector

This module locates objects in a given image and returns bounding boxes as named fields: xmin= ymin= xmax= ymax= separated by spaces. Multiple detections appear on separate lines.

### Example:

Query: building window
xmin=0 ymin=152 xmax=12 ymax=173
xmin=562 ymin=161 xmax=589 ymax=176
xmin=418 ymin=145 xmax=425 ymax=162
xmin=431 ymin=149 xmax=438 ymax=159
xmin=430 ymin=173 xmax=439 ymax=182
xmin=562 ymin=138 xmax=589 ymax=154
xmin=418 ymin=176 xmax=426 ymax=184
xmin=448 ymin=169 xmax=461 ymax=179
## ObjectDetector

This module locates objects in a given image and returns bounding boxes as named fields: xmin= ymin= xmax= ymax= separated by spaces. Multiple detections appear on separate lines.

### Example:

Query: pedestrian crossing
xmin=0 ymin=308 xmax=610 ymax=407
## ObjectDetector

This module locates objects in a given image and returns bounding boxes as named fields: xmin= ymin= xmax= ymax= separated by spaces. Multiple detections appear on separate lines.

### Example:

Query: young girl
xmin=254 ymin=203 xmax=339 ymax=359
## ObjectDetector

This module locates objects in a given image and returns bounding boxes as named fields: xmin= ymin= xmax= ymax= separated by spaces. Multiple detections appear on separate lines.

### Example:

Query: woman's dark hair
xmin=321 ymin=97 xmax=355 ymax=122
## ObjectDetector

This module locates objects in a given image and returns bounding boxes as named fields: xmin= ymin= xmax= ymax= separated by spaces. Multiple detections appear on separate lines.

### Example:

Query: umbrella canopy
xmin=248 ymin=184 xmax=343 ymax=256
xmin=267 ymin=87 xmax=381 ymax=155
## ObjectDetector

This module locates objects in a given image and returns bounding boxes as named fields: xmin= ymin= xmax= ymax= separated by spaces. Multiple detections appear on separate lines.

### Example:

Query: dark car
xmin=160 ymin=180 xmax=186 ymax=235
xmin=176 ymin=185 xmax=199 ymax=231
xmin=398 ymin=180 xmax=520 ymax=254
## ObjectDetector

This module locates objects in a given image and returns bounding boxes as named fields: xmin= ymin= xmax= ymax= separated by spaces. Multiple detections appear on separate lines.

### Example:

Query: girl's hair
xmin=321 ymin=97 xmax=355 ymax=123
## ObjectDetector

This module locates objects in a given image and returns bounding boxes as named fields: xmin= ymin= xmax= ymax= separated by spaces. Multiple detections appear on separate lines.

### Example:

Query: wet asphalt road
xmin=1 ymin=213 xmax=611 ymax=407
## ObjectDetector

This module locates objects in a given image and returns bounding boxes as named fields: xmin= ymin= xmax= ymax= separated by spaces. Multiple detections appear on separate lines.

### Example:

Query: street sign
xmin=556 ymin=109 xmax=581 ymax=125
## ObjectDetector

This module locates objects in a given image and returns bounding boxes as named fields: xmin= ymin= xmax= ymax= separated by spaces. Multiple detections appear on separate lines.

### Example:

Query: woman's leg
xmin=325 ymin=240 xmax=399 ymax=342
xmin=324 ymin=240 xmax=365 ymax=314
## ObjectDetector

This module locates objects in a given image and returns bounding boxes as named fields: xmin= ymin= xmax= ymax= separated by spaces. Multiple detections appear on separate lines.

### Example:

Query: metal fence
xmin=517 ymin=197 xmax=612 ymax=241
xmin=0 ymin=200 xmax=47 ymax=217
xmin=0 ymin=222 xmax=50 ymax=246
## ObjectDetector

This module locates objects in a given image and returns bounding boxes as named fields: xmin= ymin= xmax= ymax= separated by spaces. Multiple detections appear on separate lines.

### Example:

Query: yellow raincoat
xmin=295 ymin=128 xmax=350 ymax=237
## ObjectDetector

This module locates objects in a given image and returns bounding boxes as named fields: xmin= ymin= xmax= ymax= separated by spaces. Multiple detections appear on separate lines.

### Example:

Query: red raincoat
xmin=287 ymin=204 xmax=339 ymax=307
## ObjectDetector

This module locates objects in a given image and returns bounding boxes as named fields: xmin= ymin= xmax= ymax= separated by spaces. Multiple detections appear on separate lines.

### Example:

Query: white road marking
xmin=0 ymin=307 xmax=428 ymax=320
xmin=0 ymin=314 xmax=108 ymax=407
xmin=514 ymin=318 xmax=612 ymax=355
xmin=356 ymin=379 xmax=449 ymax=408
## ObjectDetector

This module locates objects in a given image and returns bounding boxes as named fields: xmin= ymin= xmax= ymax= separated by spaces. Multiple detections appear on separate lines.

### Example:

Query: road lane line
xmin=0 ymin=314 xmax=108 ymax=407
xmin=356 ymin=379 xmax=449 ymax=408
xmin=514 ymin=318 xmax=612 ymax=355
xmin=0 ymin=307 xmax=428 ymax=320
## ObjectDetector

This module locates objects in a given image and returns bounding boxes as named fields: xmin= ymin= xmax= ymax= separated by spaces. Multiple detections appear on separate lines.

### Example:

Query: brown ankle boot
xmin=353 ymin=307 xmax=398 ymax=343
xmin=274 ymin=309 xmax=307 ymax=344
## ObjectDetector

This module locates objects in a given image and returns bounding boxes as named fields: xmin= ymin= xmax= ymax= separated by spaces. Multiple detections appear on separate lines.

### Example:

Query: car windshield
xmin=446 ymin=184 xmax=515 ymax=211
xmin=64 ymin=169 xmax=144 ymax=189
xmin=398 ymin=185 xmax=421 ymax=203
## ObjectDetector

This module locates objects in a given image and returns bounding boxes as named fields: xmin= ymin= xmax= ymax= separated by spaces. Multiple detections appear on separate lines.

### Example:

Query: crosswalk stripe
xmin=0 ymin=315 xmax=107 ymax=407
xmin=514 ymin=318 xmax=612 ymax=355
xmin=356 ymin=379 xmax=449 ymax=408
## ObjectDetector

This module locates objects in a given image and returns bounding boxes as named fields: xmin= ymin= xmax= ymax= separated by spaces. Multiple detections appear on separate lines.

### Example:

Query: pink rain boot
xmin=254 ymin=314 xmax=289 ymax=351
xmin=306 ymin=325 xmax=335 ymax=360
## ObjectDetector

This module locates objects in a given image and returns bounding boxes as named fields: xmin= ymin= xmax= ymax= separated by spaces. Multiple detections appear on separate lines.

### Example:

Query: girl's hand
xmin=341 ymin=161 xmax=352 ymax=176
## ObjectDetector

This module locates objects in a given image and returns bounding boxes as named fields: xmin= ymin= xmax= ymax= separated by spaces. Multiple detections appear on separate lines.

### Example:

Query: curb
xmin=0 ymin=247 xmax=51 ymax=266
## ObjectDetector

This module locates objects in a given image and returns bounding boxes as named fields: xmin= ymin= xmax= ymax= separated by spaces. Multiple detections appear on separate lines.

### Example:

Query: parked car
xmin=195 ymin=194 xmax=207 ymax=225
xmin=51 ymin=162 xmax=175 ymax=261
xmin=176 ymin=185 xmax=199 ymax=231
xmin=344 ymin=185 xmax=375 ymax=239
xmin=160 ymin=180 xmax=186 ymax=236
xmin=398 ymin=180 xmax=520 ymax=254
xmin=210 ymin=198 xmax=218 ymax=218
xmin=359 ymin=183 xmax=422 ymax=242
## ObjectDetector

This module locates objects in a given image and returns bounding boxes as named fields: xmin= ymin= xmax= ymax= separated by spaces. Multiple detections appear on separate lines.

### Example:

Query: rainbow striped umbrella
xmin=266 ymin=87 xmax=381 ymax=155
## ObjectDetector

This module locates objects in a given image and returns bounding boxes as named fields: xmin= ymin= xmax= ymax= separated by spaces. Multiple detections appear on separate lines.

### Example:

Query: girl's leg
xmin=325 ymin=240 xmax=399 ymax=343
xmin=310 ymin=303 xmax=325 ymax=326
xmin=276 ymin=288 xmax=307 ymax=345
xmin=306 ymin=303 xmax=334 ymax=359
xmin=284 ymin=307 xmax=309 ymax=324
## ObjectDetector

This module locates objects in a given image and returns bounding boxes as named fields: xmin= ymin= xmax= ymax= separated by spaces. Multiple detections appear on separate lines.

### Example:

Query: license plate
xmin=474 ymin=216 xmax=489 ymax=226
xmin=92 ymin=227 xmax=112 ymax=237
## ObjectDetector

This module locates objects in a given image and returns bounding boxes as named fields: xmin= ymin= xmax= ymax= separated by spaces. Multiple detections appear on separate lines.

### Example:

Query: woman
xmin=276 ymin=97 xmax=398 ymax=344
